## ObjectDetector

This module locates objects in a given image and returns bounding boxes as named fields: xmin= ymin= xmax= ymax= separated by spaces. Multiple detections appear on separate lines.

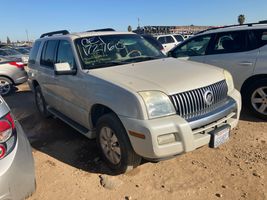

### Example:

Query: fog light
xmin=0 ymin=145 xmax=6 ymax=159
xmin=157 ymin=133 xmax=176 ymax=145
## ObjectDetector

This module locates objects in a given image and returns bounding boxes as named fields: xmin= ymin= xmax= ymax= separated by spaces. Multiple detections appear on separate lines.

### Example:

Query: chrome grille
xmin=170 ymin=80 xmax=228 ymax=120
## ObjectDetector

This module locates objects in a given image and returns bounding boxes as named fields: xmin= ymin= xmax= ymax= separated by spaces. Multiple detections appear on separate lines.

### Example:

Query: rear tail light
xmin=8 ymin=62 xmax=25 ymax=70
xmin=0 ymin=113 xmax=16 ymax=160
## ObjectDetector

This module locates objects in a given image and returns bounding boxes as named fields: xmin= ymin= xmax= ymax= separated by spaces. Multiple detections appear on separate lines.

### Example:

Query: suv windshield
xmin=75 ymin=34 xmax=165 ymax=69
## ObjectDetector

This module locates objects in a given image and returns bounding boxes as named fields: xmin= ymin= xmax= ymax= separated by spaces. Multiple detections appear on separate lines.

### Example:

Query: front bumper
xmin=0 ymin=121 xmax=35 ymax=200
xmin=120 ymin=89 xmax=241 ymax=159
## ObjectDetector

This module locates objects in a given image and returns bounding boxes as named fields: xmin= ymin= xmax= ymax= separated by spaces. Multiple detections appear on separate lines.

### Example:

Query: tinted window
xmin=56 ymin=40 xmax=75 ymax=69
xmin=165 ymin=36 xmax=175 ymax=43
xmin=248 ymin=29 xmax=267 ymax=50
xmin=40 ymin=40 xmax=58 ymax=68
xmin=158 ymin=36 xmax=166 ymax=44
xmin=29 ymin=41 xmax=41 ymax=64
xmin=174 ymin=35 xmax=184 ymax=42
xmin=0 ymin=50 xmax=8 ymax=56
xmin=210 ymin=31 xmax=247 ymax=54
xmin=172 ymin=35 xmax=212 ymax=57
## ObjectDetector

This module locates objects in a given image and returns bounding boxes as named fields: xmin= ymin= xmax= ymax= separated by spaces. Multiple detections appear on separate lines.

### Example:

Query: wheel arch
xmin=0 ymin=75 xmax=14 ymax=84
xmin=241 ymin=74 xmax=267 ymax=96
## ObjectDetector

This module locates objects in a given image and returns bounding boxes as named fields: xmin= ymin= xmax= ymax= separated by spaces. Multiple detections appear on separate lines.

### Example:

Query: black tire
xmin=243 ymin=79 xmax=267 ymax=120
xmin=0 ymin=76 xmax=13 ymax=96
xmin=34 ymin=86 xmax=51 ymax=118
xmin=96 ymin=113 xmax=141 ymax=174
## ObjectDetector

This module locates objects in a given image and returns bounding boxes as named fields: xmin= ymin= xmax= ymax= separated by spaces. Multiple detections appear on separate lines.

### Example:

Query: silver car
xmin=0 ymin=48 xmax=29 ymax=64
xmin=0 ymin=57 xmax=28 ymax=96
xmin=0 ymin=96 xmax=35 ymax=200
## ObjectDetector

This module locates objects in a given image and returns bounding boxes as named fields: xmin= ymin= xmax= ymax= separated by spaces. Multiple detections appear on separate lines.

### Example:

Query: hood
xmin=89 ymin=58 xmax=225 ymax=95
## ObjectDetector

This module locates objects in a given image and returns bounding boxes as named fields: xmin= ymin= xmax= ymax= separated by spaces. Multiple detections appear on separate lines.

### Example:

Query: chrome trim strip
xmin=188 ymin=97 xmax=237 ymax=130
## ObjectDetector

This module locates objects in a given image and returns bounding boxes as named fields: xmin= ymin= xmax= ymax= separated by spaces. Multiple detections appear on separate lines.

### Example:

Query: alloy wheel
xmin=251 ymin=87 xmax=267 ymax=116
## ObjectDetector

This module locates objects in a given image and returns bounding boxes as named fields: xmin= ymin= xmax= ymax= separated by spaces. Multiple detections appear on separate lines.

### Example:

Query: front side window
xmin=172 ymin=35 xmax=212 ymax=57
xmin=56 ymin=40 xmax=75 ymax=69
xmin=210 ymin=31 xmax=247 ymax=54
xmin=75 ymin=34 xmax=165 ymax=69
xmin=40 ymin=40 xmax=58 ymax=68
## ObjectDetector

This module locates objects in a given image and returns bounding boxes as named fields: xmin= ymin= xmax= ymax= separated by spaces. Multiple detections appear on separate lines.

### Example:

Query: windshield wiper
xmin=89 ymin=60 xmax=129 ymax=69
xmin=122 ymin=56 xmax=163 ymax=63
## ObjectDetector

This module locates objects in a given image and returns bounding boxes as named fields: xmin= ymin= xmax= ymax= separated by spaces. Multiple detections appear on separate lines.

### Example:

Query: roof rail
xmin=87 ymin=28 xmax=115 ymax=32
xmin=40 ymin=30 xmax=70 ymax=38
xmin=196 ymin=20 xmax=267 ymax=35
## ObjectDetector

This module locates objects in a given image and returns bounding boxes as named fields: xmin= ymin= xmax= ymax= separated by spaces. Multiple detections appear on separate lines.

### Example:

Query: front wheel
xmin=96 ymin=113 xmax=141 ymax=174
xmin=244 ymin=79 xmax=267 ymax=119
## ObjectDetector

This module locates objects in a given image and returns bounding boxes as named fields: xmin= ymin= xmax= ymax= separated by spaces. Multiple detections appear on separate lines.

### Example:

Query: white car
xmin=169 ymin=22 xmax=267 ymax=119
xmin=156 ymin=34 xmax=184 ymax=52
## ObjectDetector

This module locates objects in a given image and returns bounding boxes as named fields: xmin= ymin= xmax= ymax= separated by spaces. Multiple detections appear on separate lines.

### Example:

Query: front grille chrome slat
xmin=170 ymin=80 xmax=228 ymax=120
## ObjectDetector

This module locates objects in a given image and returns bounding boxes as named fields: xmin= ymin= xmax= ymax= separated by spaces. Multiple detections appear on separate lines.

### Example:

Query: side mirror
xmin=54 ymin=62 xmax=76 ymax=75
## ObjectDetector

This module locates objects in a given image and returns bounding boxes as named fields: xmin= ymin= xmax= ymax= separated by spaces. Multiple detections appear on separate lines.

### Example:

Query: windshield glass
xmin=75 ymin=34 xmax=165 ymax=69
xmin=0 ymin=48 xmax=21 ymax=55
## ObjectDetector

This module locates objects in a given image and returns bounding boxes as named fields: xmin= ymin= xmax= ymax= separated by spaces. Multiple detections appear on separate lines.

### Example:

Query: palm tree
xmin=238 ymin=15 xmax=245 ymax=25
xmin=127 ymin=25 xmax=132 ymax=32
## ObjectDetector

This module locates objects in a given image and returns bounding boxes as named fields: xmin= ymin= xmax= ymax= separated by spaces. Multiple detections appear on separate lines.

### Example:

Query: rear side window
xmin=165 ymin=36 xmax=175 ymax=44
xmin=248 ymin=29 xmax=267 ymax=50
xmin=29 ymin=41 xmax=41 ymax=64
xmin=40 ymin=40 xmax=58 ymax=68
xmin=210 ymin=31 xmax=247 ymax=54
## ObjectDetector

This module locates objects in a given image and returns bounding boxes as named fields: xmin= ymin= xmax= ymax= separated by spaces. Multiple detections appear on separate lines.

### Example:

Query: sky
xmin=1 ymin=0 xmax=267 ymax=42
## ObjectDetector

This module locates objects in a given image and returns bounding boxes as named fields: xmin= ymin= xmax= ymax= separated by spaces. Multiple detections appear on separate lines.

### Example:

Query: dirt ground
xmin=4 ymin=84 xmax=267 ymax=200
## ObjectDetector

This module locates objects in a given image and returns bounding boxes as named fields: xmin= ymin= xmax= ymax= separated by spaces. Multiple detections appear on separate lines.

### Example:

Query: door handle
xmin=239 ymin=62 xmax=253 ymax=66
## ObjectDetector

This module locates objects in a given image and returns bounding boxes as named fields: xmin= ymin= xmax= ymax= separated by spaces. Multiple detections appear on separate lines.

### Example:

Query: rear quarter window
xmin=29 ymin=41 xmax=41 ymax=64
xmin=248 ymin=29 xmax=267 ymax=50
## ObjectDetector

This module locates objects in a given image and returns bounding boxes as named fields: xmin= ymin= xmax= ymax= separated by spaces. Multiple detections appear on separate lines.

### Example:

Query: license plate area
xmin=209 ymin=125 xmax=230 ymax=148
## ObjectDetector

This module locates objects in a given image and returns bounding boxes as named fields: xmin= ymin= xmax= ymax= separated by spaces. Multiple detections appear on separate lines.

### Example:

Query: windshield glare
xmin=75 ymin=34 xmax=165 ymax=69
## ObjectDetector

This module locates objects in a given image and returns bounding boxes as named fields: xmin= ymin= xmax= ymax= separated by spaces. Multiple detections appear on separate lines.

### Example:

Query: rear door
xmin=204 ymin=30 xmax=258 ymax=90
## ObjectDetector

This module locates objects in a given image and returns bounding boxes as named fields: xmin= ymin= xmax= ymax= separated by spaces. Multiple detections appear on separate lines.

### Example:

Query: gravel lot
xmin=4 ymin=84 xmax=267 ymax=200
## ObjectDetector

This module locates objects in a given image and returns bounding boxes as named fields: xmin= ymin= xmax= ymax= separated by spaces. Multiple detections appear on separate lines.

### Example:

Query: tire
xmin=0 ymin=77 xmax=13 ymax=96
xmin=243 ymin=79 xmax=267 ymax=120
xmin=34 ymin=86 xmax=51 ymax=118
xmin=96 ymin=113 xmax=141 ymax=174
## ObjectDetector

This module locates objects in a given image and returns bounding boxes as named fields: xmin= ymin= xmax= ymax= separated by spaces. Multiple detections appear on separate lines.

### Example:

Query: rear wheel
xmin=0 ymin=77 xmax=13 ymax=96
xmin=34 ymin=86 xmax=51 ymax=118
xmin=96 ymin=113 xmax=141 ymax=174
xmin=244 ymin=79 xmax=267 ymax=119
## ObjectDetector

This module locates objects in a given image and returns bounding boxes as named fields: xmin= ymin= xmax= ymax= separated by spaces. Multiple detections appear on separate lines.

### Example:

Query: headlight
xmin=139 ymin=91 xmax=176 ymax=119
xmin=224 ymin=70 xmax=234 ymax=92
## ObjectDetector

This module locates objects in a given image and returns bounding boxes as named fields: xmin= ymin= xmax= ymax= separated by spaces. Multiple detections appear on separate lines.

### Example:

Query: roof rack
xmin=87 ymin=28 xmax=115 ymax=32
xmin=196 ymin=20 xmax=267 ymax=35
xmin=40 ymin=30 xmax=70 ymax=38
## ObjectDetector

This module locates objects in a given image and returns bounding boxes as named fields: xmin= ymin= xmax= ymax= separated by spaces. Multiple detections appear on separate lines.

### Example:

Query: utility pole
xmin=25 ymin=29 xmax=29 ymax=43
xmin=138 ymin=17 xmax=140 ymax=28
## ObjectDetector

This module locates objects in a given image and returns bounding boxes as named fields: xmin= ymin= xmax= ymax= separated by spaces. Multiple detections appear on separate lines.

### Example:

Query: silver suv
xmin=169 ymin=21 xmax=267 ymax=119
xmin=28 ymin=29 xmax=241 ymax=174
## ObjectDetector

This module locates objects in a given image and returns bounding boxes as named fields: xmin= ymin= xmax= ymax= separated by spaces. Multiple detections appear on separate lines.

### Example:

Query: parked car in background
xmin=13 ymin=47 xmax=30 ymax=55
xmin=141 ymin=34 xmax=166 ymax=54
xmin=168 ymin=21 xmax=267 ymax=119
xmin=0 ymin=57 xmax=28 ymax=95
xmin=0 ymin=48 xmax=29 ymax=64
xmin=28 ymin=29 xmax=241 ymax=174
xmin=0 ymin=96 xmax=35 ymax=200
xmin=156 ymin=34 xmax=184 ymax=52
